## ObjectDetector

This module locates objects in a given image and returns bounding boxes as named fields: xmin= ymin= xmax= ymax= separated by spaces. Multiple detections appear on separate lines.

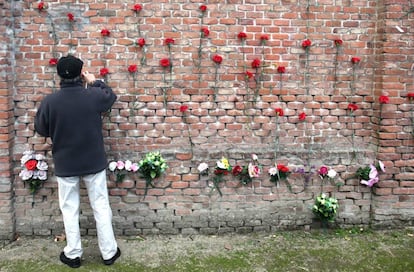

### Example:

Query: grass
xmin=1 ymin=228 xmax=414 ymax=271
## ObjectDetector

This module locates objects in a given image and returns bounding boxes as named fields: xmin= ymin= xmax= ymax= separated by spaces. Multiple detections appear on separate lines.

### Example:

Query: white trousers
xmin=57 ymin=169 xmax=118 ymax=260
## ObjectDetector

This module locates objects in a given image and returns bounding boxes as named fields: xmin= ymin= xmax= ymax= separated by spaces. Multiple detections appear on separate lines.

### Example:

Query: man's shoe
xmin=103 ymin=247 xmax=121 ymax=265
xmin=60 ymin=252 xmax=81 ymax=268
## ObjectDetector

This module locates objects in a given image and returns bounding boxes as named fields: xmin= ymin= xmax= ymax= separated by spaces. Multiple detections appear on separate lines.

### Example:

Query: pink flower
xmin=100 ymin=68 xmax=109 ymax=76
xmin=360 ymin=165 xmax=379 ymax=187
xmin=275 ymin=108 xmax=284 ymax=117
xmin=67 ymin=13 xmax=75 ymax=22
xmin=212 ymin=54 xmax=223 ymax=65
xmin=133 ymin=4 xmax=142 ymax=12
xmin=351 ymin=57 xmax=361 ymax=64
xmin=379 ymin=95 xmax=389 ymax=104
xmin=302 ymin=39 xmax=312 ymax=49
xmin=248 ymin=163 xmax=261 ymax=178
xmin=128 ymin=64 xmax=137 ymax=73
xmin=179 ymin=105 xmax=189 ymax=113
xmin=251 ymin=59 xmax=261 ymax=69
xmin=277 ymin=66 xmax=286 ymax=74
xmin=299 ymin=112 xmax=306 ymax=121
xmin=101 ymin=28 xmax=110 ymax=37
xmin=116 ymin=160 xmax=125 ymax=170
xmin=137 ymin=38 xmax=146 ymax=47
xmin=49 ymin=58 xmax=58 ymax=66
xmin=318 ymin=166 xmax=328 ymax=177
xmin=238 ymin=32 xmax=247 ymax=40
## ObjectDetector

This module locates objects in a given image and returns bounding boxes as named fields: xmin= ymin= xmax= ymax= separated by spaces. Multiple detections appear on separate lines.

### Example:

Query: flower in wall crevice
xmin=132 ymin=3 xmax=143 ymax=36
xmin=350 ymin=56 xmax=361 ymax=94
xmin=213 ymin=157 xmax=232 ymax=196
xmin=251 ymin=58 xmax=263 ymax=103
xmin=136 ymin=38 xmax=147 ymax=66
xmin=407 ymin=92 xmax=414 ymax=135
xmin=277 ymin=65 xmax=286 ymax=92
xmin=274 ymin=107 xmax=284 ymax=158
xmin=196 ymin=4 xmax=208 ymax=82
xmin=347 ymin=103 xmax=359 ymax=159
xmin=179 ymin=105 xmax=194 ymax=157
xmin=238 ymin=31 xmax=248 ymax=74
xmin=138 ymin=151 xmax=168 ymax=197
xmin=160 ymin=57 xmax=172 ymax=107
xmin=302 ymin=38 xmax=312 ymax=95
xmin=268 ymin=163 xmax=292 ymax=191
xmin=333 ymin=39 xmax=343 ymax=92
xmin=67 ymin=12 xmax=76 ymax=53
xmin=108 ymin=160 xmax=139 ymax=183
xmin=19 ymin=150 xmax=48 ymax=207
xmin=232 ymin=154 xmax=262 ymax=185
xmin=356 ymin=160 xmax=385 ymax=188
xmin=100 ymin=28 xmax=111 ymax=82
xmin=128 ymin=64 xmax=138 ymax=88
xmin=318 ymin=165 xmax=341 ymax=193
xmin=212 ymin=54 xmax=223 ymax=101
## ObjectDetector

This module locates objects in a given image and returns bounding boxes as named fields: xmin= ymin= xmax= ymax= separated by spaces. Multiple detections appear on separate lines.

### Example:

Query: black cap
xmin=57 ymin=55 xmax=83 ymax=79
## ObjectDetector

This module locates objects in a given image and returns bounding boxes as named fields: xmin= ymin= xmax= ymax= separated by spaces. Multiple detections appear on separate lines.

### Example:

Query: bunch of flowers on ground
xmin=356 ymin=160 xmax=385 ymax=187
xmin=213 ymin=157 xmax=232 ymax=196
xmin=312 ymin=193 xmax=339 ymax=223
xmin=232 ymin=154 xmax=262 ymax=185
xmin=108 ymin=160 xmax=139 ymax=183
xmin=19 ymin=151 xmax=48 ymax=194
xmin=138 ymin=151 xmax=168 ymax=195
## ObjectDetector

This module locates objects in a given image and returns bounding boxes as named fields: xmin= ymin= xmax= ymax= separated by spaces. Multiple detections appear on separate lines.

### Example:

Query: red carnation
xmin=299 ymin=112 xmax=306 ymax=121
xmin=133 ymin=4 xmax=142 ymax=12
xmin=251 ymin=59 xmax=261 ymax=69
xmin=49 ymin=58 xmax=58 ymax=66
xmin=201 ymin=27 xmax=210 ymax=38
xmin=347 ymin=103 xmax=358 ymax=111
xmin=128 ymin=65 xmax=137 ymax=73
xmin=334 ymin=39 xmax=343 ymax=46
xmin=351 ymin=57 xmax=361 ymax=64
xmin=277 ymin=66 xmax=286 ymax=74
xmin=165 ymin=38 xmax=175 ymax=46
xmin=379 ymin=95 xmax=389 ymax=104
xmin=232 ymin=165 xmax=243 ymax=176
xmin=245 ymin=71 xmax=254 ymax=79
xmin=37 ymin=2 xmax=45 ymax=11
xmin=199 ymin=4 xmax=207 ymax=12
xmin=137 ymin=38 xmax=146 ymax=47
xmin=238 ymin=32 xmax=247 ymax=40
xmin=407 ymin=92 xmax=414 ymax=101
xmin=25 ymin=160 xmax=38 ymax=171
xmin=160 ymin=58 xmax=171 ymax=68
xmin=179 ymin=105 xmax=188 ymax=113
xmin=212 ymin=54 xmax=223 ymax=65
xmin=101 ymin=28 xmax=110 ymax=37
xmin=100 ymin=68 xmax=109 ymax=76
xmin=67 ymin=13 xmax=75 ymax=22
xmin=302 ymin=39 xmax=312 ymax=49
xmin=260 ymin=34 xmax=269 ymax=42
xmin=277 ymin=164 xmax=289 ymax=173
xmin=275 ymin=108 xmax=284 ymax=117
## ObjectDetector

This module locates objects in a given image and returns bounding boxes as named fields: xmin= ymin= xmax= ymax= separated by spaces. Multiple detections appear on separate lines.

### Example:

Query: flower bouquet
xmin=312 ymin=193 xmax=339 ymax=223
xmin=19 ymin=151 xmax=48 ymax=194
xmin=138 ymin=151 xmax=168 ymax=196
xmin=268 ymin=163 xmax=290 ymax=183
xmin=108 ymin=160 xmax=138 ymax=183
xmin=213 ymin=157 xmax=232 ymax=196
xmin=232 ymin=154 xmax=261 ymax=185
xmin=356 ymin=160 xmax=385 ymax=187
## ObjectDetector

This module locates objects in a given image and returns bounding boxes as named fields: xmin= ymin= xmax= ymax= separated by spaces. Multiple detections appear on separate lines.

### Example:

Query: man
xmin=35 ymin=55 xmax=120 ymax=268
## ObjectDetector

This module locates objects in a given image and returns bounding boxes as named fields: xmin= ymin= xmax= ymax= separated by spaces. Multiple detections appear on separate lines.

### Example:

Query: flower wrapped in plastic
xmin=19 ymin=151 xmax=48 ymax=194
xmin=108 ymin=160 xmax=138 ymax=183
xmin=138 ymin=151 xmax=168 ymax=196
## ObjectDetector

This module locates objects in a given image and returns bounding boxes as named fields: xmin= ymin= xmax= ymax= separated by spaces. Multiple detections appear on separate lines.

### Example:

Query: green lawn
xmin=1 ymin=228 xmax=414 ymax=272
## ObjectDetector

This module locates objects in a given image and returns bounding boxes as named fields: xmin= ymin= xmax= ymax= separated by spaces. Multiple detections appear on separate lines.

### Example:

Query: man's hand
xmin=82 ymin=71 xmax=96 ymax=85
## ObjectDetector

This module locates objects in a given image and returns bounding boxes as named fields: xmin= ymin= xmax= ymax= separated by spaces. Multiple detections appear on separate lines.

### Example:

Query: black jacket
xmin=35 ymin=80 xmax=117 ymax=177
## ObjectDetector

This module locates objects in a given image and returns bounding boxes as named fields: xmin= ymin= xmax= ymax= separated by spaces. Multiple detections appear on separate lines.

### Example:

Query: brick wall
xmin=1 ymin=0 xmax=414 ymax=239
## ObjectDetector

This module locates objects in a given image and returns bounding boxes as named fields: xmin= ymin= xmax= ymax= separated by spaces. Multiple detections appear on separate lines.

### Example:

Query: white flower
xmin=20 ymin=151 xmax=33 ymax=165
xmin=124 ymin=160 xmax=132 ymax=171
xmin=378 ymin=160 xmax=385 ymax=172
xmin=130 ymin=163 xmax=139 ymax=172
xmin=37 ymin=161 xmax=48 ymax=171
xmin=19 ymin=169 xmax=33 ymax=181
xmin=216 ymin=160 xmax=225 ymax=170
xmin=108 ymin=161 xmax=117 ymax=171
xmin=33 ymin=170 xmax=47 ymax=180
xmin=327 ymin=169 xmax=337 ymax=179
xmin=251 ymin=154 xmax=258 ymax=161
xmin=35 ymin=154 xmax=46 ymax=161
xmin=268 ymin=167 xmax=277 ymax=176
xmin=197 ymin=162 xmax=209 ymax=173
xmin=248 ymin=163 xmax=260 ymax=178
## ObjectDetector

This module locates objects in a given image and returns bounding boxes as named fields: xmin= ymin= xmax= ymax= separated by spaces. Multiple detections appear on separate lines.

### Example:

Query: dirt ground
xmin=0 ymin=233 xmax=263 ymax=267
